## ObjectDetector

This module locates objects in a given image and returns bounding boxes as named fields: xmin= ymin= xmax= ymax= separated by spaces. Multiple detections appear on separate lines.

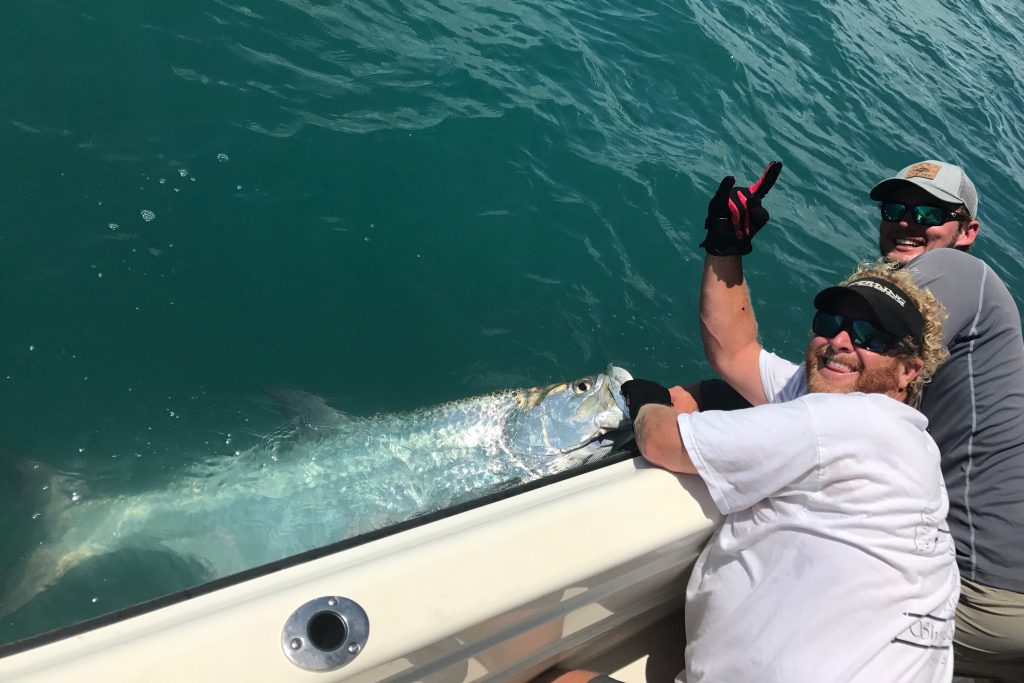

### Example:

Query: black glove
xmin=700 ymin=160 xmax=783 ymax=256
xmin=620 ymin=379 xmax=672 ymax=421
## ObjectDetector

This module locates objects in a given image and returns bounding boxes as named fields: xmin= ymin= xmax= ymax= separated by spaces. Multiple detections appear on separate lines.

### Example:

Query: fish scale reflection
xmin=1 ymin=365 xmax=634 ymax=636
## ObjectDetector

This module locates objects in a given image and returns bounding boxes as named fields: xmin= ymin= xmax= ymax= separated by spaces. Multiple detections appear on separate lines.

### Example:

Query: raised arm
xmin=700 ymin=254 xmax=766 ymax=405
xmin=697 ymin=162 xmax=782 ymax=406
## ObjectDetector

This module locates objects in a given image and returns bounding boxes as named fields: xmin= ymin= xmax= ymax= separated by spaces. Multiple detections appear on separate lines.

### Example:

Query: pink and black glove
xmin=700 ymin=160 xmax=783 ymax=256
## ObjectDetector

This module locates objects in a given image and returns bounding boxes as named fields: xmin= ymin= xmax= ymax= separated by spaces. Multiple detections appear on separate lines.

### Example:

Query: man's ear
xmin=956 ymin=219 xmax=980 ymax=248
xmin=899 ymin=356 xmax=925 ymax=392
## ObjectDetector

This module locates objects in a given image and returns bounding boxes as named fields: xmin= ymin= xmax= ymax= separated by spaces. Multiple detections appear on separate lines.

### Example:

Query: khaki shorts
xmin=954 ymin=576 xmax=1024 ymax=680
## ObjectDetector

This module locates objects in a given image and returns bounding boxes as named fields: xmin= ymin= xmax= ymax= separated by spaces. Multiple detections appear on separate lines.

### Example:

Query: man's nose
xmin=828 ymin=329 xmax=855 ymax=353
xmin=894 ymin=213 xmax=918 ymax=230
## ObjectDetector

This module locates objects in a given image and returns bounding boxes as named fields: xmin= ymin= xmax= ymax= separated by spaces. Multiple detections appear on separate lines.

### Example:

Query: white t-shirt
xmin=677 ymin=350 xmax=959 ymax=682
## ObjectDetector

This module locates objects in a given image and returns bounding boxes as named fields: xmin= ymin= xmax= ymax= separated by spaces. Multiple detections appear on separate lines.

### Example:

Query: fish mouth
xmin=604 ymin=364 xmax=633 ymax=420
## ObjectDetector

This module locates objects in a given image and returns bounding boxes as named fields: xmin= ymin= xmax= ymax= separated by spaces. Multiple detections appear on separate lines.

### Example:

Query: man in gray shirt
xmin=687 ymin=160 xmax=1023 ymax=679
xmin=869 ymin=162 xmax=1024 ymax=680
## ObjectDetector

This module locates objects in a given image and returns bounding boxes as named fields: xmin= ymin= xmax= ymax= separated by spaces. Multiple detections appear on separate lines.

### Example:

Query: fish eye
xmin=572 ymin=379 xmax=593 ymax=394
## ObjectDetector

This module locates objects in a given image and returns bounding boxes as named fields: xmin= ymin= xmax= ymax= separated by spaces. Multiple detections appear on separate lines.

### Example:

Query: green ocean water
xmin=2 ymin=0 xmax=1024 ymax=646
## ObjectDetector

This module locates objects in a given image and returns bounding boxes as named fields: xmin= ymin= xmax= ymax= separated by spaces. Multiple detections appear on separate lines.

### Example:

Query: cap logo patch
xmin=905 ymin=162 xmax=941 ymax=180
xmin=850 ymin=280 xmax=906 ymax=307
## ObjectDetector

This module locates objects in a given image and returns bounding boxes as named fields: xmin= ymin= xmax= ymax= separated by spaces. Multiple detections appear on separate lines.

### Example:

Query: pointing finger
xmin=748 ymin=160 xmax=783 ymax=198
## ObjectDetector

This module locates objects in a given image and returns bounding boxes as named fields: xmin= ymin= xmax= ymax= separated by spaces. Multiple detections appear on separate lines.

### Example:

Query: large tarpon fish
xmin=1 ymin=365 xmax=634 ymax=622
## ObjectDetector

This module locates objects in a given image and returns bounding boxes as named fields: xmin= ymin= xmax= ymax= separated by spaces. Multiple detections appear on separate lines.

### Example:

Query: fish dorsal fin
xmin=263 ymin=387 xmax=351 ymax=437
xmin=10 ymin=459 xmax=89 ymax=521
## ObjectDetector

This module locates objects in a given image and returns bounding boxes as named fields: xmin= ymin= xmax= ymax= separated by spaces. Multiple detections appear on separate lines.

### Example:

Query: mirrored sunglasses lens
xmin=880 ymin=203 xmax=905 ymax=221
xmin=913 ymin=205 xmax=945 ymax=226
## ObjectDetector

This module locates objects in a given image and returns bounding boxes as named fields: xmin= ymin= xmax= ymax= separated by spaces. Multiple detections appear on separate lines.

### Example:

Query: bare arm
xmin=633 ymin=404 xmax=697 ymax=474
xmin=696 ymin=162 xmax=782 ymax=407
xmin=700 ymin=254 xmax=768 ymax=406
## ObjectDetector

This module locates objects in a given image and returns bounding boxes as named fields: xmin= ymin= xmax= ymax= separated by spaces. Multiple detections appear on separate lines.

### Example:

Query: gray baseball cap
xmin=869 ymin=160 xmax=979 ymax=219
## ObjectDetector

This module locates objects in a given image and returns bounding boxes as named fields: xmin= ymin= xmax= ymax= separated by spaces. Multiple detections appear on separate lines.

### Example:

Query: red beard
xmin=805 ymin=344 xmax=901 ymax=396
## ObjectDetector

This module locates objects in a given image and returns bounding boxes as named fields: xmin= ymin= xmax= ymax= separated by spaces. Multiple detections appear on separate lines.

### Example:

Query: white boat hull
xmin=0 ymin=458 xmax=719 ymax=682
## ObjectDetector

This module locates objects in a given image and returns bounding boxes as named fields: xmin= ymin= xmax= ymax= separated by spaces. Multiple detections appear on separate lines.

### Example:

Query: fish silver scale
xmin=0 ymin=366 xmax=633 ymax=619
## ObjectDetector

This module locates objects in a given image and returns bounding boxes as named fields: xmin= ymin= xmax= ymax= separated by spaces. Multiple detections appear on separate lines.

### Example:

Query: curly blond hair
xmin=839 ymin=260 xmax=949 ymax=405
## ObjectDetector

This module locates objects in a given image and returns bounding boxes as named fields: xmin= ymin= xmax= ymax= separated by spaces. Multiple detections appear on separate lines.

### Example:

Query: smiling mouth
xmin=893 ymin=237 xmax=925 ymax=249
xmin=820 ymin=355 xmax=858 ymax=375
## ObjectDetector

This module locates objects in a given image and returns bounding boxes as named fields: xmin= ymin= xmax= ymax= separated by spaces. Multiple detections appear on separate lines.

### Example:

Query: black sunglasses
xmin=812 ymin=311 xmax=910 ymax=354
xmin=880 ymin=202 xmax=963 ymax=227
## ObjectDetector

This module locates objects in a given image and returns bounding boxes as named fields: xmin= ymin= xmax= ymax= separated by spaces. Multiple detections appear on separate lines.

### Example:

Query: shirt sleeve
xmin=678 ymin=398 xmax=822 ymax=514
xmin=758 ymin=349 xmax=808 ymax=404
xmin=907 ymin=249 xmax=986 ymax=346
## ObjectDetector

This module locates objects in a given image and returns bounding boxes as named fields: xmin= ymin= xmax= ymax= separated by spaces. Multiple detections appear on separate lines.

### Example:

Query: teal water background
xmin=3 ymin=0 xmax=1024 ymax=646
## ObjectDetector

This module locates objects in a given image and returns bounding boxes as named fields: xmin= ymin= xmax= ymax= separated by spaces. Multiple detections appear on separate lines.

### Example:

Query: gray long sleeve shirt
xmin=909 ymin=248 xmax=1024 ymax=593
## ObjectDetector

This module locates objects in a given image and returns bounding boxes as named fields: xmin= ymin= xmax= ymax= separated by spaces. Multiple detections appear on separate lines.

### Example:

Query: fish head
xmin=503 ymin=365 xmax=634 ymax=475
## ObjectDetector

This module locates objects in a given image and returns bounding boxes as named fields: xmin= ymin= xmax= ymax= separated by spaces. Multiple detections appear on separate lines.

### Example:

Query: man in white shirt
xmin=619 ymin=161 xmax=962 ymax=681
xmin=684 ymin=159 xmax=1024 ymax=680
xmin=622 ymin=258 xmax=959 ymax=681
xmin=542 ymin=261 xmax=961 ymax=683
xmin=537 ymin=164 xmax=962 ymax=683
